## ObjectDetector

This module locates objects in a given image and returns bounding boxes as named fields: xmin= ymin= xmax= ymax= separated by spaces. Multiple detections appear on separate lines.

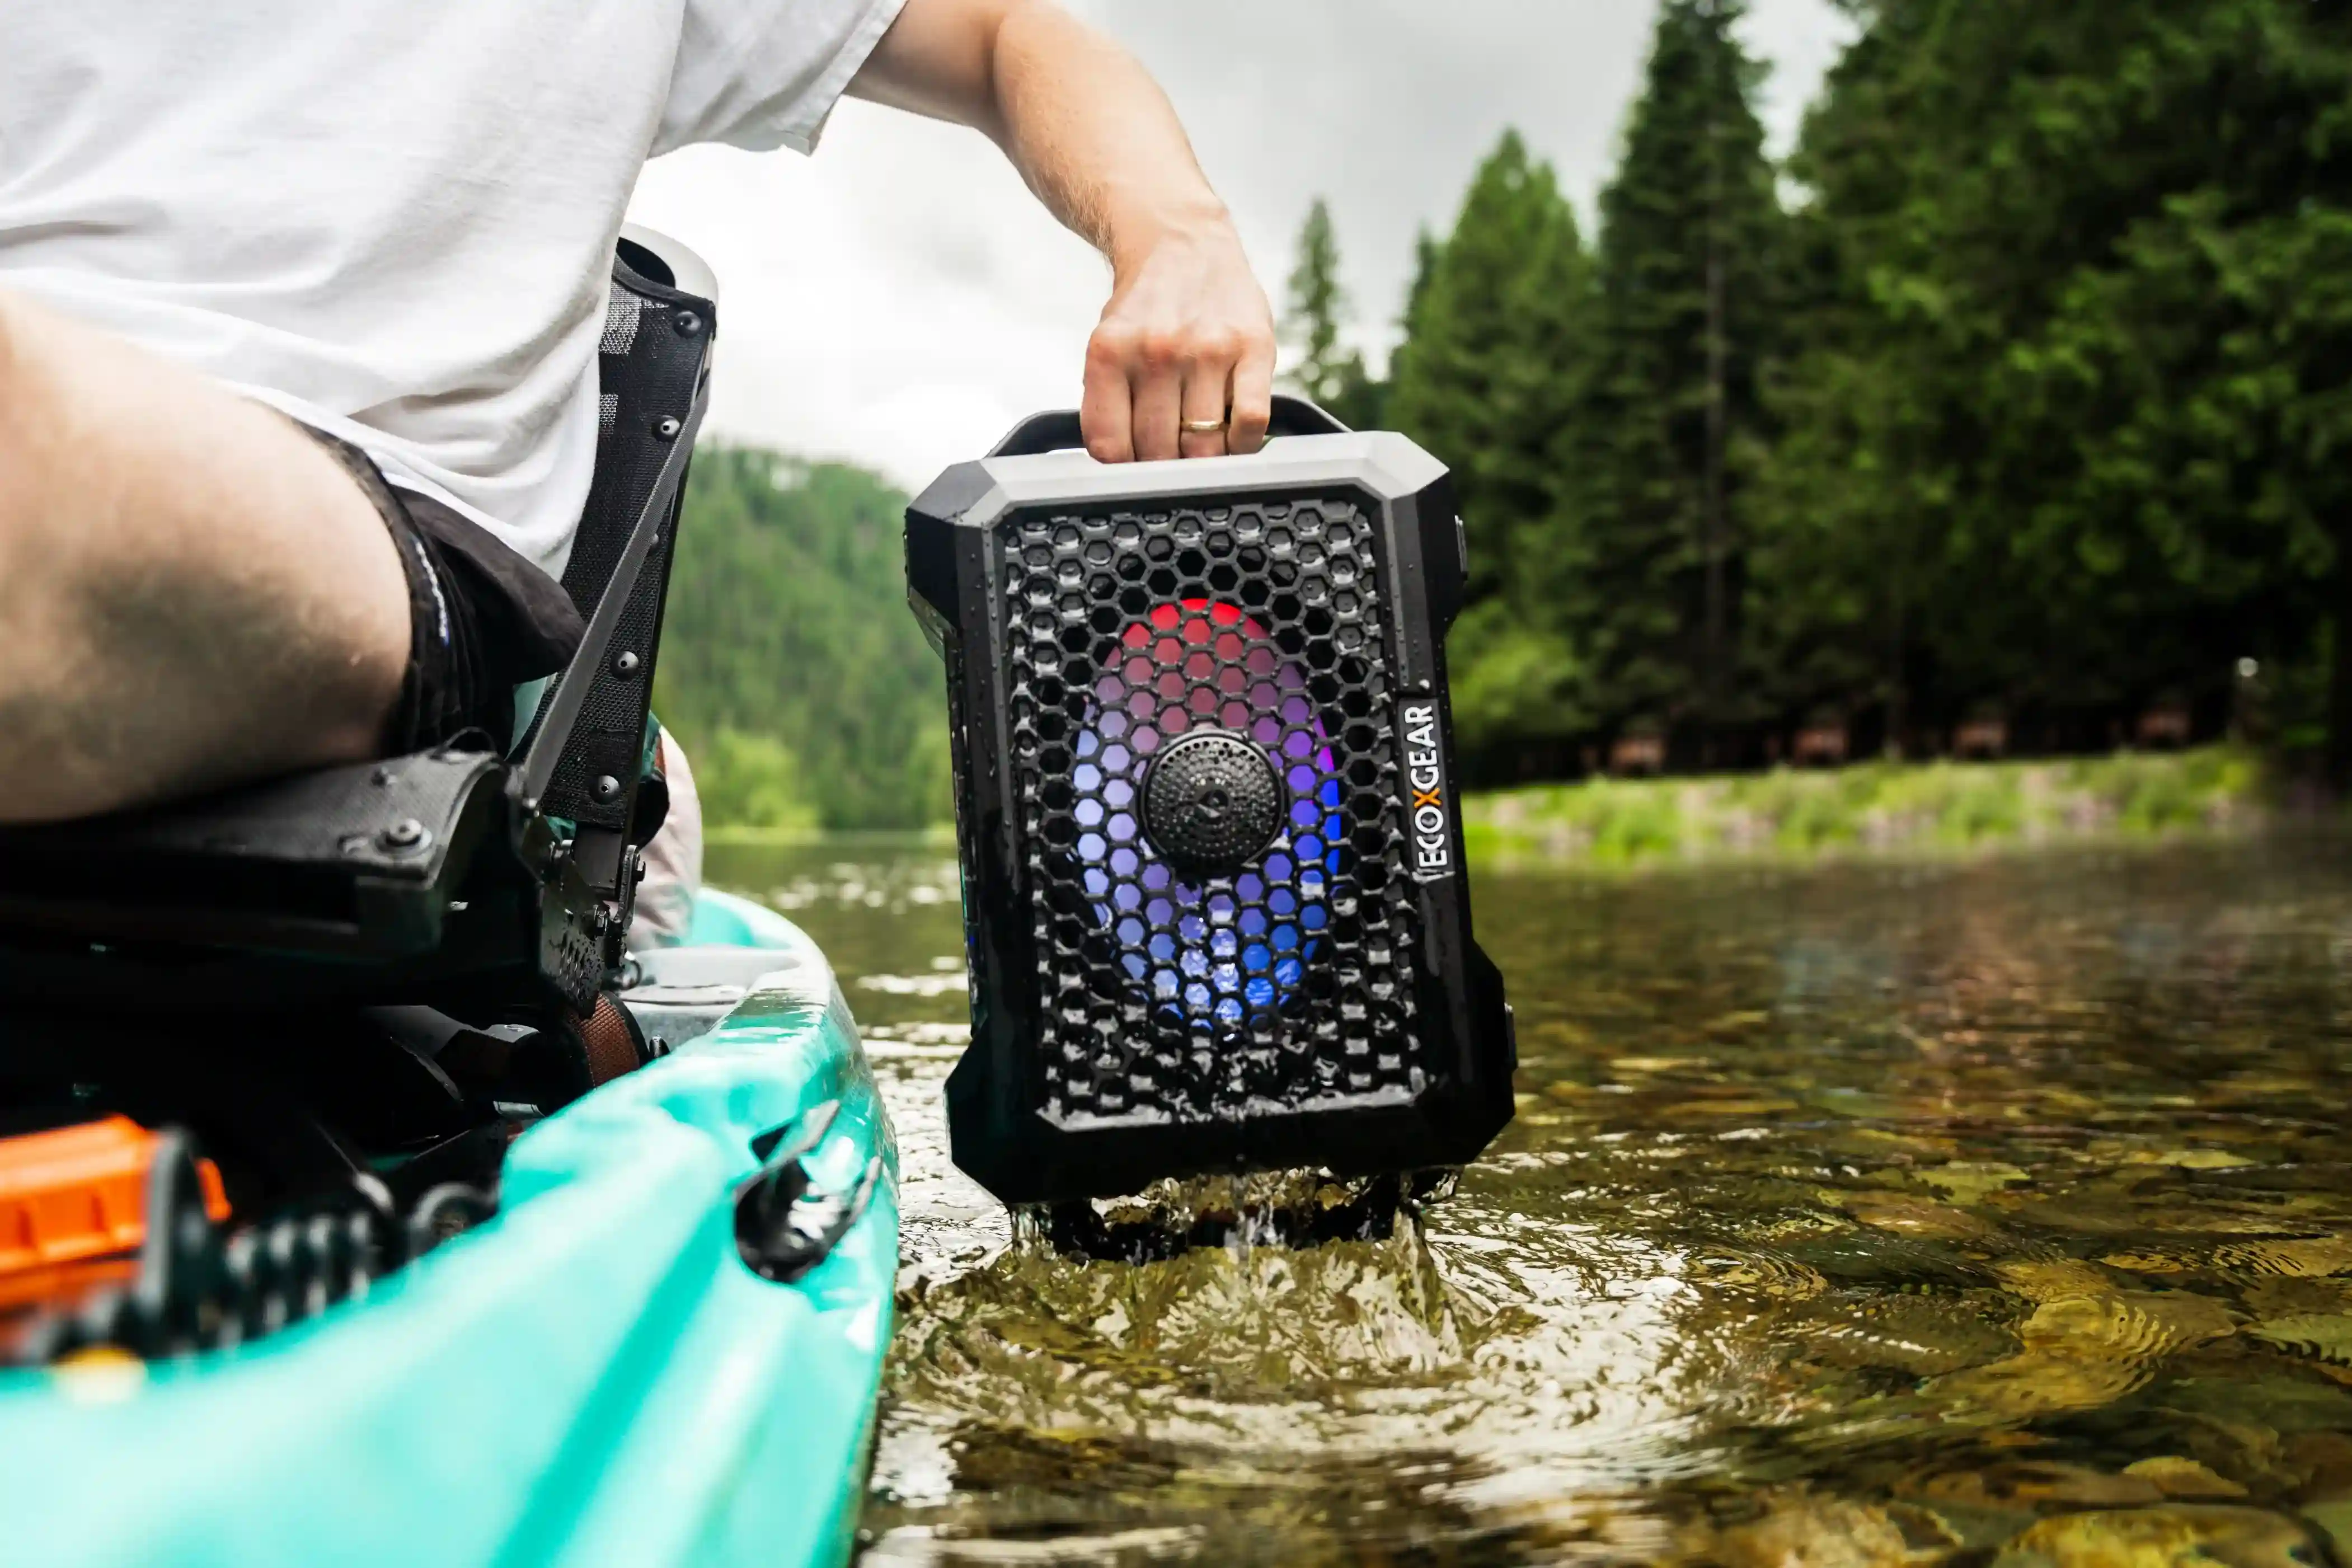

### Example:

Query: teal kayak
xmin=0 ymin=891 xmax=898 ymax=1568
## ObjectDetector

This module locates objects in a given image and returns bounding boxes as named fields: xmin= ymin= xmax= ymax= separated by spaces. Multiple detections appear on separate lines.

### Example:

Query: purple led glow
xmin=1072 ymin=598 xmax=1330 ymax=1026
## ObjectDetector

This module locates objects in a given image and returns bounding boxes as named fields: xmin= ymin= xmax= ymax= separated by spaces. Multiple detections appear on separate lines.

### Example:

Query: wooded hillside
xmin=654 ymin=448 xmax=948 ymax=831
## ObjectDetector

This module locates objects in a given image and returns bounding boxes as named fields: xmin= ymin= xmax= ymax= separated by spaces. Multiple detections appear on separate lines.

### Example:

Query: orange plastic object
xmin=0 ymin=1117 xmax=229 ymax=1311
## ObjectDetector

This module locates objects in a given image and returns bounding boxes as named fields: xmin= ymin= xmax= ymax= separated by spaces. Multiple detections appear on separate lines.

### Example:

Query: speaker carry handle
xmin=987 ymin=395 xmax=1349 ymax=460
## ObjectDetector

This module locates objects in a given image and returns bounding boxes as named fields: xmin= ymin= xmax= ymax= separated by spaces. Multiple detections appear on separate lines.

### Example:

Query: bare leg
xmin=0 ymin=287 xmax=411 ymax=824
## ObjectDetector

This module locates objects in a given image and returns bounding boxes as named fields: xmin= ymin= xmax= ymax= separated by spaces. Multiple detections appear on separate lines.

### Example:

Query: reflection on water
xmin=710 ymin=836 xmax=2352 ymax=1565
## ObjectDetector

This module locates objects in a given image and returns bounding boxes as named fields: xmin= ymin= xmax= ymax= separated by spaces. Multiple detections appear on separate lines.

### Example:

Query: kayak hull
xmin=0 ymin=891 xmax=896 ymax=1568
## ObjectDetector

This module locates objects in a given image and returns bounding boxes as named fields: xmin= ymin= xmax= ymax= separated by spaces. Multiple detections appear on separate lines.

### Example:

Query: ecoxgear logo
xmin=1399 ymin=699 xmax=1454 ymax=880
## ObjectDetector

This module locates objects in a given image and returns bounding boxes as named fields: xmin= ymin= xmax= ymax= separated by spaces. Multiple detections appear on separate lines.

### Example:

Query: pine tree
xmin=1574 ymin=0 xmax=1783 ymax=757
xmin=1400 ymin=227 xmax=1442 ymax=345
xmin=1388 ymin=131 xmax=1592 ymax=611
xmin=1279 ymin=199 xmax=1367 ymax=409
xmin=1384 ymin=133 xmax=1597 ymax=772
xmin=1742 ymin=7 xmax=1936 ymax=753
xmin=1276 ymin=198 xmax=1387 ymax=431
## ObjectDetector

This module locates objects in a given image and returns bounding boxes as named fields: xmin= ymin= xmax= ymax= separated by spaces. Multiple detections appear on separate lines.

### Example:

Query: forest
xmin=651 ymin=448 xmax=949 ymax=833
xmin=1302 ymin=0 xmax=2352 ymax=786
xmin=658 ymin=0 xmax=2352 ymax=827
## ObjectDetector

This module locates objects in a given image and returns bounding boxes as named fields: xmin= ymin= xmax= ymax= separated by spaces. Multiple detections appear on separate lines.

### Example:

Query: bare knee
xmin=0 ymin=285 xmax=29 ymax=502
xmin=0 ymin=287 xmax=65 ymax=588
xmin=0 ymin=301 xmax=98 ymax=816
xmin=0 ymin=287 xmax=411 ymax=821
xmin=0 ymin=290 xmax=48 ymax=656
xmin=0 ymin=284 xmax=41 ymax=456
xmin=0 ymin=283 xmax=24 ymax=395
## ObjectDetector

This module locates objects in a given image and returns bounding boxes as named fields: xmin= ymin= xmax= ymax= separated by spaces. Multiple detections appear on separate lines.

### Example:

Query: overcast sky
xmin=623 ymin=0 xmax=1856 ymax=491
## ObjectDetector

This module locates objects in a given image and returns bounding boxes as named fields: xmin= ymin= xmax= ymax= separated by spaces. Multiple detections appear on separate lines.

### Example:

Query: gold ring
xmin=1181 ymin=418 xmax=1228 ymax=435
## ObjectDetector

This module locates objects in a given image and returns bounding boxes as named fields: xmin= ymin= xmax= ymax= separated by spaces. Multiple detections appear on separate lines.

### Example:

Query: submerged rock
xmin=2121 ymin=1456 xmax=2249 ymax=1500
xmin=1992 ymin=1505 xmax=2320 ymax=1568
xmin=2248 ymin=1315 xmax=2352 ymax=1367
xmin=1933 ymin=1288 xmax=2238 ymax=1419
xmin=1920 ymin=1162 xmax=2034 ymax=1205
xmin=1702 ymin=1493 xmax=1917 ymax=1568
xmin=1835 ymin=1191 xmax=2003 ymax=1245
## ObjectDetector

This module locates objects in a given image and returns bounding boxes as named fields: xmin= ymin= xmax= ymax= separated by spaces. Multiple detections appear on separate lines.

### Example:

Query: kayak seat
xmin=0 ymin=225 xmax=719 ymax=1035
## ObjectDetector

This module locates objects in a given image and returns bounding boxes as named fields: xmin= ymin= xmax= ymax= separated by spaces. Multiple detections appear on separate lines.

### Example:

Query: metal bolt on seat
xmin=376 ymin=818 xmax=430 ymax=856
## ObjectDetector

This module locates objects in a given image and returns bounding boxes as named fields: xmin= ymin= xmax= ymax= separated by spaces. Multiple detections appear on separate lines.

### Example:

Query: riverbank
xmin=704 ymin=822 xmax=954 ymax=849
xmin=1465 ymin=745 xmax=2267 ymax=867
xmin=703 ymin=747 xmax=2272 ymax=867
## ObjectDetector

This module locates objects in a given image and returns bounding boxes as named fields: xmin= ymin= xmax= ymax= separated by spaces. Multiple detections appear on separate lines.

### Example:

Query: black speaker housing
xmin=905 ymin=400 xmax=1513 ymax=1205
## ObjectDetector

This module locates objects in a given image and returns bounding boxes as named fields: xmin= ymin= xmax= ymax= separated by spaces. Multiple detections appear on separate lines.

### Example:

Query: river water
xmin=710 ymin=835 xmax=2352 ymax=1566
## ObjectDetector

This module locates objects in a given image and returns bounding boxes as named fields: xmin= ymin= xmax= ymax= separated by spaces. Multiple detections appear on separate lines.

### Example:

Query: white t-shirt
xmin=0 ymin=0 xmax=905 ymax=576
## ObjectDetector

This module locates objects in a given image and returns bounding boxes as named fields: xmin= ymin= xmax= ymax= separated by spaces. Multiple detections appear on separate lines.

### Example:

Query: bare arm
xmin=849 ymin=0 xmax=1276 ymax=460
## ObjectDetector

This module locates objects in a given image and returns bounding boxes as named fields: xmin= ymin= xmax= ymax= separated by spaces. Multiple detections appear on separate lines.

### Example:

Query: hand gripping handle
xmin=986 ymin=394 xmax=1350 ymax=459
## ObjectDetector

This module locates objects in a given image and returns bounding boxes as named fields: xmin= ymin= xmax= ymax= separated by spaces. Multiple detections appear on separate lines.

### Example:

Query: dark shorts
xmin=302 ymin=429 xmax=586 ymax=755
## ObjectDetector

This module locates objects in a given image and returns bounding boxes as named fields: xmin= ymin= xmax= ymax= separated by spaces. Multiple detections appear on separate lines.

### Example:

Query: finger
xmin=1227 ymin=339 xmax=1275 ymax=456
xmin=1130 ymin=336 xmax=1184 ymax=462
xmin=1178 ymin=338 xmax=1237 ymax=459
xmin=1081 ymin=327 xmax=1136 ymax=463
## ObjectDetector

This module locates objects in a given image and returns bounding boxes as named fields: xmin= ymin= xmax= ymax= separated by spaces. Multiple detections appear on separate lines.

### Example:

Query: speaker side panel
xmin=910 ymin=477 xmax=1060 ymax=1200
xmin=1387 ymin=472 xmax=1515 ymax=1167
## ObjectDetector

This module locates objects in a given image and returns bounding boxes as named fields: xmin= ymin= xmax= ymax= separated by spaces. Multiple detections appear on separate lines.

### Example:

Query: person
xmin=0 ymin=0 xmax=1277 ymax=827
xmin=630 ymin=733 xmax=707 ymax=951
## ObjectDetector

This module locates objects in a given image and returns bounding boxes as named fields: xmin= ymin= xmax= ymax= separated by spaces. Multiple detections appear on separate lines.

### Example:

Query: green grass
xmin=694 ymin=741 xmax=2268 ymax=868
xmin=1466 ymin=746 xmax=2268 ymax=868
xmin=705 ymin=822 xmax=957 ymax=848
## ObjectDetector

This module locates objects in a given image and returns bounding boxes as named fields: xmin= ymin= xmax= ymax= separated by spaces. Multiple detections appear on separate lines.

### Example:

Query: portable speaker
xmin=905 ymin=397 xmax=1513 ymax=1206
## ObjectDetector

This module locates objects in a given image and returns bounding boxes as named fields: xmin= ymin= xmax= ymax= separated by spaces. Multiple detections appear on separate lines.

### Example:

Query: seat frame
xmin=0 ymin=227 xmax=718 ymax=1042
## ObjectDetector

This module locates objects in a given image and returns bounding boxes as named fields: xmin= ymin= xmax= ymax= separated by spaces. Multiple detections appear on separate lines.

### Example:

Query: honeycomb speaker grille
xmin=1000 ymin=498 xmax=1424 ymax=1123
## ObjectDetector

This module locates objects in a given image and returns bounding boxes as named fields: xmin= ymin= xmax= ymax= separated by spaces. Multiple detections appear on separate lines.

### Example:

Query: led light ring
xmin=1071 ymin=600 xmax=1345 ymax=1027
